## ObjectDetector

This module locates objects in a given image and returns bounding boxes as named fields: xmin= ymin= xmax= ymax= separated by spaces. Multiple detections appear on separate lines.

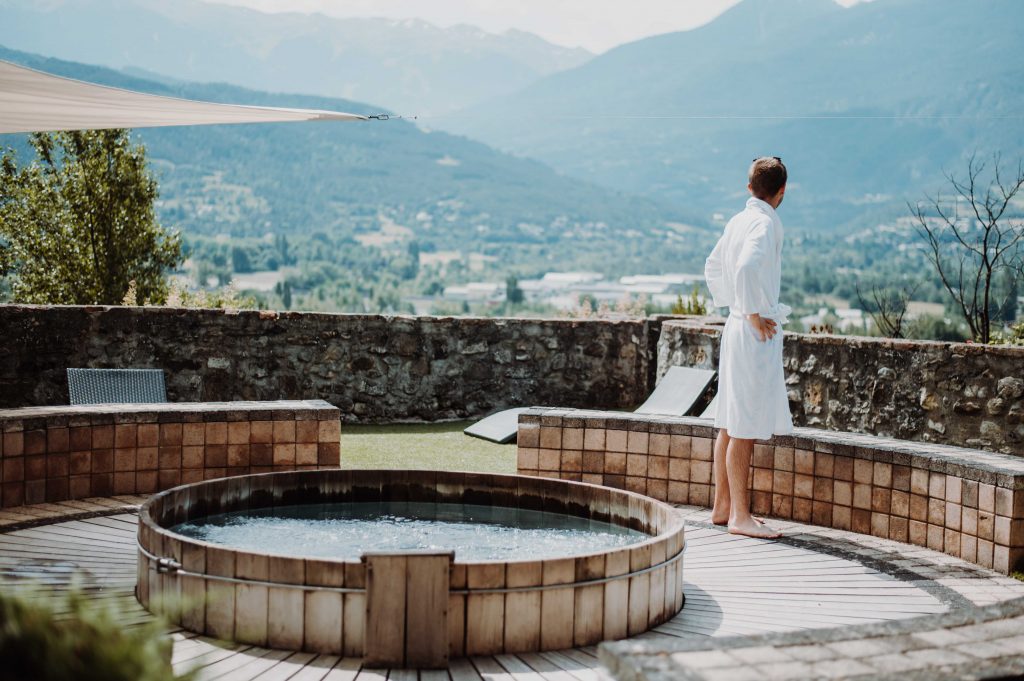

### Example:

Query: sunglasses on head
xmin=753 ymin=156 xmax=783 ymax=162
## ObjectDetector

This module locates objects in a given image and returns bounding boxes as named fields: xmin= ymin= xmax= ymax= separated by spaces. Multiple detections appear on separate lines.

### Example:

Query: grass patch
xmin=339 ymin=421 xmax=515 ymax=474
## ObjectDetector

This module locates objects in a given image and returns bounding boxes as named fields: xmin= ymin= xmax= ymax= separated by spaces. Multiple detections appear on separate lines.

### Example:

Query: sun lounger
xmin=465 ymin=366 xmax=716 ymax=443
xmin=699 ymin=394 xmax=718 ymax=419
xmin=463 ymin=407 xmax=531 ymax=444
xmin=67 ymin=368 xmax=167 ymax=405
xmin=634 ymin=366 xmax=716 ymax=416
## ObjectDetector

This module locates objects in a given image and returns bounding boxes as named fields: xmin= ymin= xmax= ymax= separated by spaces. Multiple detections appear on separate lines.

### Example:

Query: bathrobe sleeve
xmin=704 ymin=235 xmax=731 ymax=308
xmin=733 ymin=218 xmax=774 ymax=316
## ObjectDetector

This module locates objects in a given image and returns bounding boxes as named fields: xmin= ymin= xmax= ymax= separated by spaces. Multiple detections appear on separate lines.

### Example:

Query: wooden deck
xmin=0 ymin=505 xmax=965 ymax=681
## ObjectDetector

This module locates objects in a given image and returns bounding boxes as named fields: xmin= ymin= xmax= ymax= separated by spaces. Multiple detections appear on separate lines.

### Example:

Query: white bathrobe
xmin=704 ymin=197 xmax=794 ymax=440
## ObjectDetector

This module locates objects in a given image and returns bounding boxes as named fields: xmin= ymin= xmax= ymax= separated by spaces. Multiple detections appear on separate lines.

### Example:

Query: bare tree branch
xmin=913 ymin=152 xmax=1024 ymax=343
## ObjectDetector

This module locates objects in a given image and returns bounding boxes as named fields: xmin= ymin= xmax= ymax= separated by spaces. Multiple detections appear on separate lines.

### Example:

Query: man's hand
xmin=747 ymin=313 xmax=778 ymax=342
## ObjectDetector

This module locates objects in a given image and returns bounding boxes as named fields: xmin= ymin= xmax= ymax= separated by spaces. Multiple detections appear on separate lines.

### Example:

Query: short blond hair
xmin=749 ymin=157 xmax=787 ymax=200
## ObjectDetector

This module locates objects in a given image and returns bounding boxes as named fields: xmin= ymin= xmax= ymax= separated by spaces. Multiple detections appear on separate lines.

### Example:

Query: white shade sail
xmin=0 ymin=60 xmax=368 ymax=134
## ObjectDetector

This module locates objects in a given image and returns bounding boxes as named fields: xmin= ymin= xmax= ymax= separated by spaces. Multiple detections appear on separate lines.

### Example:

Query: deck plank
xmin=0 ymin=504 xmax=968 ymax=681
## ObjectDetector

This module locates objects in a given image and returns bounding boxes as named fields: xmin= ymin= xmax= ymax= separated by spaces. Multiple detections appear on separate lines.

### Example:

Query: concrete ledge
xmin=0 ymin=400 xmax=341 ymax=507
xmin=515 ymin=408 xmax=1024 ymax=574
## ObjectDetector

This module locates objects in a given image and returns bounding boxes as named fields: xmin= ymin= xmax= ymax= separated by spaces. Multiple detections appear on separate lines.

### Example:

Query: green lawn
xmin=339 ymin=421 xmax=515 ymax=474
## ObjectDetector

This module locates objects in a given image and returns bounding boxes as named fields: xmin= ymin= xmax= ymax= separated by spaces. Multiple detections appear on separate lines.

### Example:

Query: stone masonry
xmin=0 ymin=305 xmax=651 ymax=422
xmin=2 ymin=306 xmax=1022 ymax=453
xmin=658 ymin=317 xmax=1024 ymax=455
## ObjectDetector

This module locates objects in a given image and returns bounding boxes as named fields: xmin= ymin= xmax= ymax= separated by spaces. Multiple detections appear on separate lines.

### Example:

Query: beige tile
xmin=318 ymin=419 xmax=341 ymax=443
xmin=872 ymin=462 xmax=892 ymax=488
xmin=669 ymin=435 xmax=691 ymax=459
xmin=606 ymin=430 xmax=628 ymax=453
xmin=562 ymin=428 xmax=584 ymax=450
xmin=273 ymin=420 xmax=296 ymax=444
xmin=627 ymin=431 xmax=649 ymax=454
xmin=517 ymin=447 xmax=539 ymax=470
xmin=691 ymin=438 xmax=712 ymax=461
xmin=795 ymin=449 xmax=815 ymax=475
xmin=649 ymin=433 xmax=670 ymax=457
xmin=774 ymin=447 xmax=794 ymax=472
xmin=539 ymin=426 xmax=562 ymax=450
xmin=518 ymin=424 xmax=540 ymax=448
xmin=853 ymin=459 xmax=873 ymax=484
xmin=228 ymin=422 xmax=250 ymax=445
xmin=626 ymin=454 xmax=648 ymax=477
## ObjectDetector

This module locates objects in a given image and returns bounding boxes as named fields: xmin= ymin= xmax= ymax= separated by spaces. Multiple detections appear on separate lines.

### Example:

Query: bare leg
xmin=727 ymin=436 xmax=781 ymax=539
xmin=710 ymin=429 xmax=731 ymax=524
xmin=712 ymin=429 xmax=763 ymax=526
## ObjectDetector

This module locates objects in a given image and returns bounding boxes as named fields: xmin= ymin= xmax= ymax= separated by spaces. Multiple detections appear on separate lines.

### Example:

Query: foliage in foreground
xmin=990 ymin=321 xmax=1024 ymax=347
xmin=0 ymin=130 xmax=182 ymax=305
xmin=0 ymin=585 xmax=190 ymax=681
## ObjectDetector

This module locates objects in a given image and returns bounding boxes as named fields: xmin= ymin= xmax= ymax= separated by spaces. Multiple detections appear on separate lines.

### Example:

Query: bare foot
xmin=727 ymin=517 xmax=782 ymax=539
xmin=712 ymin=514 xmax=764 ymax=527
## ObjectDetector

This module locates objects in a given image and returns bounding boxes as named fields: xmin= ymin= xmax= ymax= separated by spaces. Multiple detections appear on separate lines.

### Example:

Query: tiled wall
xmin=0 ymin=400 xmax=341 ymax=507
xmin=517 ymin=409 xmax=1024 ymax=575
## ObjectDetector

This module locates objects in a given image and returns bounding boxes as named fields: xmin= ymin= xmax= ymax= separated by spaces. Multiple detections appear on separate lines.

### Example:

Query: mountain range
xmin=4 ymin=0 xmax=1021 ymax=232
xmin=438 ymin=0 xmax=1024 ymax=228
xmin=0 ymin=46 xmax=709 ymax=278
xmin=0 ymin=0 xmax=591 ymax=116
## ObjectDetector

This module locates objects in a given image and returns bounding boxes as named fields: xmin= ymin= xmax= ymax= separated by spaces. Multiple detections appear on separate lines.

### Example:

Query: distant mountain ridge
xmin=0 ymin=0 xmax=592 ymax=115
xmin=0 ymin=46 xmax=711 ymax=276
xmin=438 ymin=0 xmax=1024 ymax=229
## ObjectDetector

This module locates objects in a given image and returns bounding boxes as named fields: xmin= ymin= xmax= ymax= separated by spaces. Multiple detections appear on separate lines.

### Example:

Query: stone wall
xmin=0 ymin=305 xmax=652 ymax=422
xmin=657 ymin=318 xmax=1024 ymax=455
xmin=3 ymin=306 xmax=1022 ymax=452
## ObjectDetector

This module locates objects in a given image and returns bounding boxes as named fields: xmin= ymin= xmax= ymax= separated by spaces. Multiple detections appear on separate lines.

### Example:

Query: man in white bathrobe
xmin=703 ymin=157 xmax=794 ymax=539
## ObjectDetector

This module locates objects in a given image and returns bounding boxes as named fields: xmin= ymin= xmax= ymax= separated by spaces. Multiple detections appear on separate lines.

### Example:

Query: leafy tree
xmin=231 ymin=245 xmax=253 ymax=273
xmin=906 ymin=314 xmax=968 ymax=342
xmin=0 ymin=130 xmax=182 ymax=305
xmin=505 ymin=275 xmax=524 ymax=305
xmin=282 ymin=280 xmax=292 ymax=310
xmin=671 ymin=284 xmax=708 ymax=316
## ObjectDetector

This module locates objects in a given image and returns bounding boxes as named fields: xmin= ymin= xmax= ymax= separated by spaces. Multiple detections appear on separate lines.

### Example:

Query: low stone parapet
xmin=516 ymin=408 xmax=1024 ymax=574
xmin=0 ymin=400 xmax=340 ymax=507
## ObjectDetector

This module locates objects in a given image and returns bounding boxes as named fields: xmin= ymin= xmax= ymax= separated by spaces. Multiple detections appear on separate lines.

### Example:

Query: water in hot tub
xmin=172 ymin=501 xmax=647 ymax=561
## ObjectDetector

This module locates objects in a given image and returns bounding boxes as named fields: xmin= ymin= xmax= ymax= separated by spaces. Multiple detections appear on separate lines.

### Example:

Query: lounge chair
xmin=67 ymin=368 xmax=167 ymax=405
xmin=699 ymin=394 xmax=718 ymax=418
xmin=465 ymin=365 xmax=716 ymax=443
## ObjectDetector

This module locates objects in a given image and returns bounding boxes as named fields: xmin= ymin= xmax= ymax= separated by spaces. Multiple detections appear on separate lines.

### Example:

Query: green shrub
xmin=989 ymin=321 xmax=1024 ymax=347
xmin=0 ymin=586 xmax=191 ymax=681
xmin=671 ymin=284 xmax=709 ymax=316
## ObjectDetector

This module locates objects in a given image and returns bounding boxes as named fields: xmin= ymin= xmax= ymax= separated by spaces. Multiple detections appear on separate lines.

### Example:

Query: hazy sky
xmin=206 ymin=0 xmax=866 ymax=53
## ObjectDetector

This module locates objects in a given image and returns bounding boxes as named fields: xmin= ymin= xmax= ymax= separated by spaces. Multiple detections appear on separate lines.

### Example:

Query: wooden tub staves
xmin=136 ymin=469 xmax=686 ymax=668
